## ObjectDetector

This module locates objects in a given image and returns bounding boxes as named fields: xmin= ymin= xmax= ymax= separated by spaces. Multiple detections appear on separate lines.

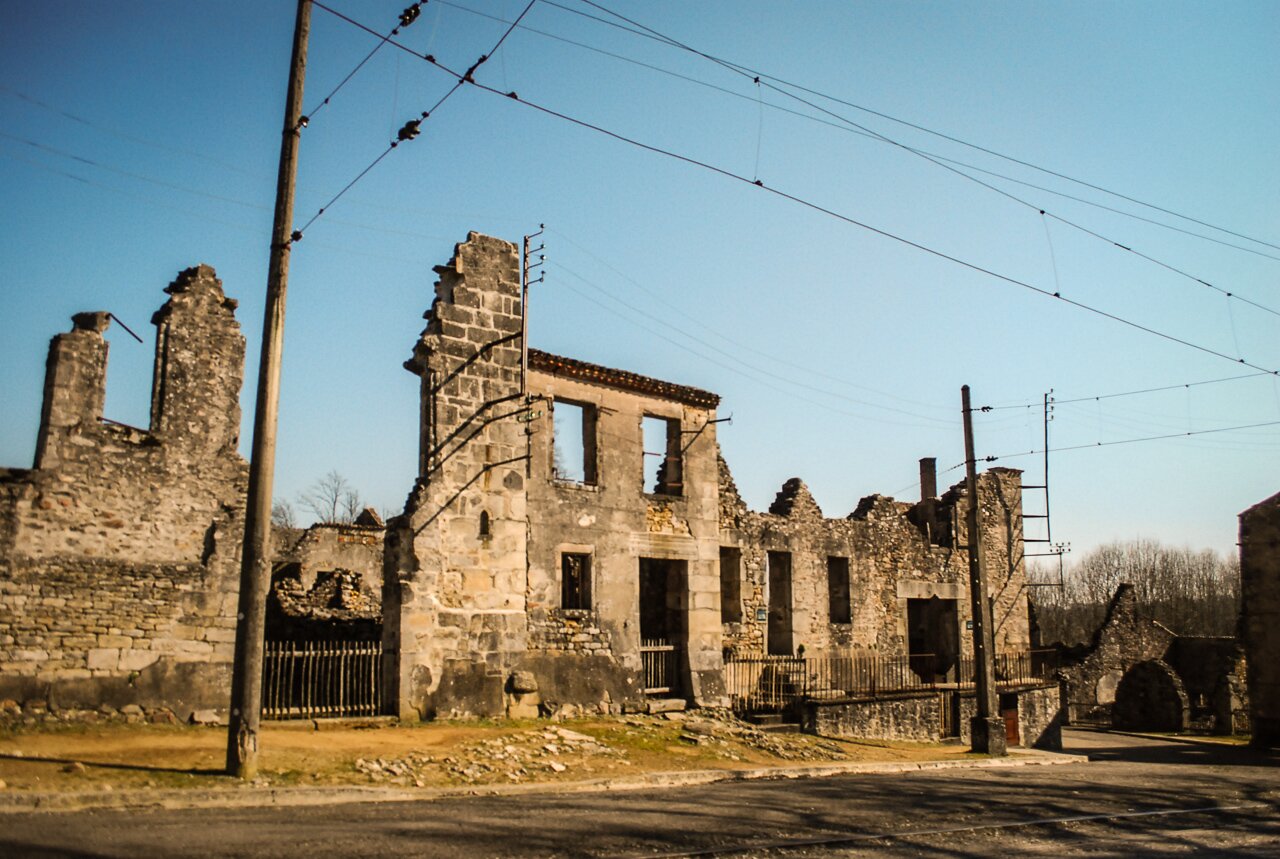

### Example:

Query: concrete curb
xmin=1073 ymin=726 xmax=1252 ymax=749
xmin=0 ymin=748 xmax=1085 ymax=815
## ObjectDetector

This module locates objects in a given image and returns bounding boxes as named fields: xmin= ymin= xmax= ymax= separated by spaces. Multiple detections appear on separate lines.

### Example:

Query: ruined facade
xmin=1240 ymin=491 xmax=1280 ymax=747
xmin=383 ymin=232 xmax=1033 ymax=721
xmin=0 ymin=265 xmax=247 ymax=715
xmin=1055 ymin=583 xmax=1247 ymax=734
xmin=2 ymin=236 xmax=1039 ymax=731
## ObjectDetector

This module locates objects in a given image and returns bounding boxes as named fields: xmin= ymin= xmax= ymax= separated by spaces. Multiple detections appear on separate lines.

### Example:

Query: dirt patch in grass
xmin=0 ymin=714 xmax=971 ymax=794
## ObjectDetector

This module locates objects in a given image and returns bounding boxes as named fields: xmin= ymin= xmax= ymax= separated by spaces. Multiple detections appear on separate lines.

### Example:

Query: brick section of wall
xmin=527 ymin=610 xmax=614 ymax=653
xmin=1240 ymin=491 xmax=1280 ymax=747
xmin=0 ymin=265 xmax=247 ymax=715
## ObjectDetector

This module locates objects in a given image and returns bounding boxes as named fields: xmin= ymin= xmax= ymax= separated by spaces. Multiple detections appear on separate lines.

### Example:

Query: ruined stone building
xmin=1240 ymin=491 xmax=1280 ymax=747
xmin=1054 ymin=584 xmax=1246 ymax=734
xmin=382 ymin=232 xmax=1033 ymax=722
xmin=2 ymin=235 xmax=1039 ymax=734
xmin=0 ymin=266 xmax=248 ymax=715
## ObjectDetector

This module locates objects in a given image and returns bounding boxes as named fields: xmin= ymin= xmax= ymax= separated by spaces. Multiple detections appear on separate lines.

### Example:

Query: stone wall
xmin=0 ymin=265 xmax=247 ymax=715
xmin=1055 ymin=584 xmax=1176 ymax=724
xmin=1240 ymin=491 xmax=1280 ymax=747
xmin=803 ymin=683 xmax=1061 ymax=749
xmin=718 ymin=458 xmax=1030 ymax=666
xmin=525 ymin=355 xmax=725 ymax=710
xmin=384 ymin=233 xmax=530 ymax=720
xmin=268 ymin=518 xmax=385 ymax=640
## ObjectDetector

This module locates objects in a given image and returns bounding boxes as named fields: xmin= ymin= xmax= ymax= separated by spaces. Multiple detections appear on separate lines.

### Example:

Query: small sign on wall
xmin=965 ymin=620 xmax=974 ymax=630
xmin=755 ymin=608 xmax=768 ymax=622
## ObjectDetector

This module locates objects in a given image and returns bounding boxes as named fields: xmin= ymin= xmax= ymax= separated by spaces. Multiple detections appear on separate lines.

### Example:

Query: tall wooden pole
xmin=227 ymin=0 xmax=311 ymax=779
xmin=962 ymin=384 xmax=1007 ymax=756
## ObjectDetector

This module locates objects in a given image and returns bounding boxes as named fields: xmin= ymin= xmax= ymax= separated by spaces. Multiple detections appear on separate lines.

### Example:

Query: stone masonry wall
xmin=718 ymin=457 xmax=1030 ymax=664
xmin=385 ymin=233 xmax=530 ymax=720
xmin=0 ymin=265 xmax=247 ymax=715
xmin=1056 ymin=584 xmax=1177 ymax=725
xmin=1240 ymin=491 xmax=1280 ymax=747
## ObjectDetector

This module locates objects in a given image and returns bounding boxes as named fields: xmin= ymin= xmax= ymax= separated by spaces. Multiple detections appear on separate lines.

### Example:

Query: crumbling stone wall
xmin=718 ymin=458 xmax=1030 ymax=664
xmin=384 ymin=233 xmax=530 ymax=720
xmin=525 ymin=353 xmax=725 ymax=712
xmin=1240 ymin=491 xmax=1280 ymax=747
xmin=0 ymin=265 xmax=247 ymax=714
xmin=1055 ymin=584 xmax=1176 ymax=724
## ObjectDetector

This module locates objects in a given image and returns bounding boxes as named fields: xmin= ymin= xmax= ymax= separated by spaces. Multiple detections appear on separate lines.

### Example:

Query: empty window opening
xmin=552 ymin=400 xmax=597 ymax=484
xmin=827 ymin=556 xmax=851 ymax=624
xmin=766 ymin=551 xmax=793 ymax=656
xmin=561 ymin=552 xmax=592 ymax=610
xmin=719 ymin=547 xmax=742 ymax=624
xmin=478 ymin=510 xmax=491 ymax=539
xmin=642 ymin=415 xmax=682 ymax=495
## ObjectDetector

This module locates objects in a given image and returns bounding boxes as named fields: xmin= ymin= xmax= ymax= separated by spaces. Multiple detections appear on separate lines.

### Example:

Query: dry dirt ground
xmin=0 ymin=712 xmax=973 ymax=795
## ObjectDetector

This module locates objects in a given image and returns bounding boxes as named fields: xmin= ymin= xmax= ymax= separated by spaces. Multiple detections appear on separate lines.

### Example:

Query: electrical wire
xmin=301 ymin=2 xmax=428 ymax=126
xmin=559 ymin=0 xmax=1280 ymax=255
xmin=985 ymin=419 xmax=1280 ymax=463
xmin=294 ymin=0 xmax=538 ymax=239
xmin=550 ymin=259 xmax=956 ymax=426
xmin=548 ymin=4 xmax=1280 ymax=320
xmin=986 ymin=372 xmax=1273 ymax=411
xmin=419 ymin=61 xmax=1280 ymax=377
xmin=435 ymin=4 xmax=1280 ymax=264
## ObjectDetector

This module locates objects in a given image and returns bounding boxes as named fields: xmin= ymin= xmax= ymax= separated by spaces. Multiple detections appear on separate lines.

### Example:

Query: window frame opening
xmin=827 ymin=556 xmax=851 ymax=624
xmin=551 ymin=398 xmax=598 ymax=485
xmin=560 ymin=552 xmax=593 ymax=610
xmin=719 ymin=547 xmax=743 ymax=624
xmin=641 ymin=414 xmax=683 ymax=496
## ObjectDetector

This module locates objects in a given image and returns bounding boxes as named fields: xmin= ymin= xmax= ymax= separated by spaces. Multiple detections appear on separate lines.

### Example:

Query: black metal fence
xmin=725 ymin=649 xmax=1059 ymax=714
xmin=262 ymin=640 xmax=385 ymax=720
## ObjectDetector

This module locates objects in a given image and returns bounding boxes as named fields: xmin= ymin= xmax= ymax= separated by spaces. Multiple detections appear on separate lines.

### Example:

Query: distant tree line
xmin=1030 ymin=540 xmax=1240 ymax=646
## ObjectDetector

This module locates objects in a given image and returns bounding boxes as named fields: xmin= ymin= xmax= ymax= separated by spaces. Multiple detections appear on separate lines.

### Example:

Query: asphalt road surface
xmin=3 ymin=729 xmax=1277 ymax=857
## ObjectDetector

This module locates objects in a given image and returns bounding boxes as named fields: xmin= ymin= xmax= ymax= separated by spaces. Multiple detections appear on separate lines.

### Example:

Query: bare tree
xmin=1030 ymin=540 xmax=1241 ymax=646
xmin=297 ymin=471 xmax=363 ymax=525
xmin=271 ymin=498 xmax=297 ymax=529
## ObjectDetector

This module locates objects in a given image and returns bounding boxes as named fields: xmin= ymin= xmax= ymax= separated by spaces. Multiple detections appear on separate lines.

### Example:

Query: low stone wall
xmin=801 ymin=690 xmax=942 ymax=742
xmin=802 ymin=683 xmax=1063 ymax=749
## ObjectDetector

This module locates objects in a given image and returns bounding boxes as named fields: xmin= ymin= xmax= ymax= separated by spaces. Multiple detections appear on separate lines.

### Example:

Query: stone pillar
xmin=1240 ymin=491 xmax=1280 ymax=748
xmin=34 ymin=311 xmax=111 ymax=470
xmin=149 ymin=265 xmax=245 ymax=456
xmin=385 ymin=233 xmax=530 ymax=720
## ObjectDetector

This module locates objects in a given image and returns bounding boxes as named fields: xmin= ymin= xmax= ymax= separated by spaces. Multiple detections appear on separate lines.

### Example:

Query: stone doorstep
xmin=0 ymin=748 xmax=1085 ymax=816
xmin=266 ymin=716 xmax=399 ymax=732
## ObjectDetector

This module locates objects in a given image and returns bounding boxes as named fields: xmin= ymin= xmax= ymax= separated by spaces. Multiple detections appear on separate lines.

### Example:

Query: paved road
xmin=3 ymin=730 xmax=1277 ymax=857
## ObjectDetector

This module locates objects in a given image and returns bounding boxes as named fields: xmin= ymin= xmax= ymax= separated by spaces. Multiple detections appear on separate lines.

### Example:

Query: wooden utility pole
xmin=226 ymin=0 xmax=311 ymax=779
xmin=962 ymin=384 xmax=1007 ymax=756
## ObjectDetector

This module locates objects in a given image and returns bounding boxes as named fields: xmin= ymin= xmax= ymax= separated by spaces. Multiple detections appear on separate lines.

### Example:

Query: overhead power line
xmin=984 ymin=420 xmax=1280 ymax=463
xmin=559 ymin=0 xmax=1280 ymax=255
xmin=548 ymin=1 xmax=1280 ymax=320
xmin=294 ymin=0 xmax=537 ymax=240
xmin=440 ymin=2 xmax=1280 ymax=264
xmin=986 ymin=371 xmax=1275 ymax=411
xmin=313 ymin=3 xmax=1278 ymax=378
xmin=440 ymin=73 xmax=1280 ymax=376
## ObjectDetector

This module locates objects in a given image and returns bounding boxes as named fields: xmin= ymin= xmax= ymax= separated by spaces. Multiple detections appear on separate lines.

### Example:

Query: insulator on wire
xmin=399 ymin=4 xmax=422 ymax=27
xmin=397 ymin=119 xmax=422 ymax=142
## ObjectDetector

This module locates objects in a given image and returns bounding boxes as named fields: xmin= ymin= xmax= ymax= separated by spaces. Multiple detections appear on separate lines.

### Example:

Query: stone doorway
xmin=907 ymin=596 xmax=959 ymax=682
xmin=767 ymin=551 xmax=794 ymax=656
xmin=639 ymin=558 xmax=687 ymax=698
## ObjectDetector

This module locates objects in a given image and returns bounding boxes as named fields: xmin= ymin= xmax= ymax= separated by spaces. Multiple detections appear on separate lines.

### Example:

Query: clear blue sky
xmin=2 ymin=1 xmax=1277 ymax=566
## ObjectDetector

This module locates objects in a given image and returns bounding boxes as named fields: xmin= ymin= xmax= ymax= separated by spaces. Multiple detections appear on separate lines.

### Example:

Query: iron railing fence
xmin=726 ymin=649 xmax=1060 ymax=715
xmin=262 ymin=640 xmax=385 ymax=720
xmin=641 ymin=638 xmax=681 ymax=696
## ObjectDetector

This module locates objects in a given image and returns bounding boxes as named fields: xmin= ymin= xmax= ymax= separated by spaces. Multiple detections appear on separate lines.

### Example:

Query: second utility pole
xmin=961 ymin=384 xmax=1007 ymax=756
xmin=226 ymin=0 xmax=311 ymax=779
